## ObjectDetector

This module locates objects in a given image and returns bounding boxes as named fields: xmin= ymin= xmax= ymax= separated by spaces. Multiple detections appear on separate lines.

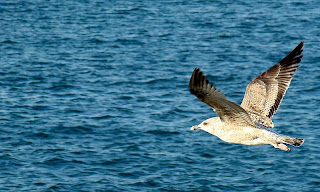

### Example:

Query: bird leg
xmin=273 ymin=143 xmax=291 ymax=152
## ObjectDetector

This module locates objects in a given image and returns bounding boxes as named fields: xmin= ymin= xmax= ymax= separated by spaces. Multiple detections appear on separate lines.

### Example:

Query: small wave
xmin=88 ymin=38 xmax=106 ymax=44
xmin=144 ymin=78 xmax=174 ymax=85
xmin=50 ymin=125 xmax=94 ymax=134
xmin=145 ymin=129 xmax=180 ymax=136
xmin=2 ymin=40 xmax=17 ymax=44
xmin=299 ymin=86 xmax=320 ymax=92
xmin=29 ymin=132 xmax=50 ymax=139
xmin=31 ymin=105 xmax=50 ymax=111
xmin=91 ymin=114 xmax=111 ymax=119
xmin=119 ymin=95 xmax=133 ymax=100
xmin=115 ymin=38 xmax=145 ymax=46
xmin=49 ymin=84 xmax=75 ymax=91
xmin=114 ymin=7 xmax=148 ymax=14
xmin=200 ymin=153 xmax=214 ymax=158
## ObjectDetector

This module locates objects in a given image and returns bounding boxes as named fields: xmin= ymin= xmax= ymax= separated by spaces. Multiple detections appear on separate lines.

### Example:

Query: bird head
xmin=190 ymin=117 xmax=219 ymax=135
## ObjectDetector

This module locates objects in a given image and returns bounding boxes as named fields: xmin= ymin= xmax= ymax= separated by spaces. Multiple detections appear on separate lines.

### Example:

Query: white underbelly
xmin=240 ymin=137 xmax=266 ymax=145
xmin=214 ymin=127 xmax=268 ymax=145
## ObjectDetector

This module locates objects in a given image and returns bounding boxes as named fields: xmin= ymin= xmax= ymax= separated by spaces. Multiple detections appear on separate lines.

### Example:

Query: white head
xmin=190 ymin=117 xmax=221 ymax=135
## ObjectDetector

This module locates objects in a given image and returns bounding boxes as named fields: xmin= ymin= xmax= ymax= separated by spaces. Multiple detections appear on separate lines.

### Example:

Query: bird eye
xmin=203 ymin=122 xmax=208 ymax=125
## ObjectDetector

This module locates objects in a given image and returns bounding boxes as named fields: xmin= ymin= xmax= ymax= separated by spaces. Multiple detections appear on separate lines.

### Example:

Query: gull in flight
xmin=189 ymin=41 xmax=304 ymax=151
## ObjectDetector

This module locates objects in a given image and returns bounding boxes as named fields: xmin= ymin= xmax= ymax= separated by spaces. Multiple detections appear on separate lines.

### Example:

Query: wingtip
xmin=296 ymin=40 xmax=304 ymax=50
xmin=278 ymin=41 xmax=304 ymax=66
xmin=297 ymin=41 xmax=304 ymax=52
xmin=193 ymin=67 xmax=200 ymax=74
xmin=189 ymin=68 xmax=201 ymax=93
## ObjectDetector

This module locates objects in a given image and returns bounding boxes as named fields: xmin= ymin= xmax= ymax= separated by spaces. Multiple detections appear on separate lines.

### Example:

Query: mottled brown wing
xmin=241 ymin=41 xmax=304 ymax=127
xmin=189 ymin=68 xmax=255 ymax=127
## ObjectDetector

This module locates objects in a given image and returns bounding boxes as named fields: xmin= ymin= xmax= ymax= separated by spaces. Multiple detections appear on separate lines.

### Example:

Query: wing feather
xmin=241 ymin=41 xmax=304 ymax=128
xmin=189 ymin=68 xmax=255 ymax=127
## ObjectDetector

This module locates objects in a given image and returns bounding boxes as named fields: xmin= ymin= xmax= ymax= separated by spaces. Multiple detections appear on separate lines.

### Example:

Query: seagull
xmin=189 ymin=41 xmax=304 ymax=151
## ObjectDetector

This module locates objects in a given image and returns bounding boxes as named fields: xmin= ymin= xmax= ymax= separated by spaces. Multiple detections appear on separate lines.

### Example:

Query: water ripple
xmin=0 ymin=0 xmax=319 ymax=191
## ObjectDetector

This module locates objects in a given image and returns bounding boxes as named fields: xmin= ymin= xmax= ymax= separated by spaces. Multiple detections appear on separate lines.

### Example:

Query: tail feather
xmin=292 ymin=138 xmax=304 ymax=147
xmin=284 ymin=137 xmax=304 ymax=147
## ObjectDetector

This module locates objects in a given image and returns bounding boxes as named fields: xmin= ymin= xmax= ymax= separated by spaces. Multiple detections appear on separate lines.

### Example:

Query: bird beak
xmin=190 ymin=125 xmax=200 ymax=130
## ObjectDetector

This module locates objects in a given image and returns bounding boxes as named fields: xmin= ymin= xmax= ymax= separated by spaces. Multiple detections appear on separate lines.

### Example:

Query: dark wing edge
xmin=189 ymin=68 xmax=226 ymax=102
xmin=278 ymin=41 xmax=304 ymax=68
xmin=266 ymin=41 xmax=304 ymax=118
xmin=189 ymin=68 xmax=255 ymax=126
xmin=241 ymin=41 xmax=304 ymax=124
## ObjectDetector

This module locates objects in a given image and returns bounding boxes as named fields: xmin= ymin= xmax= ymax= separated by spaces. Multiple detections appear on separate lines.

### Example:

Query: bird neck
xmin=201 ymin=126 xmax=215 ymax=135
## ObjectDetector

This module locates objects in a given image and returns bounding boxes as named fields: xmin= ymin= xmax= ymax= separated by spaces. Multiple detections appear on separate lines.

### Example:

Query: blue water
xmin=1 ymin=0 xmax=320 ymax=191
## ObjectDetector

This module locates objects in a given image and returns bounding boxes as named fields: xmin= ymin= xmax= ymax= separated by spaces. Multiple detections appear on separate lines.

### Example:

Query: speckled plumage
xmin=189 ymin=42 xmax=305 ymax=151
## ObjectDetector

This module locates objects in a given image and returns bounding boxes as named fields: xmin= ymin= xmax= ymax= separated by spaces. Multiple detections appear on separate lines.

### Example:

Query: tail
xmin=292 ymin=138 xmax=304 ymax=147
xmin=284 ymin=137 xmax=304 ymax=147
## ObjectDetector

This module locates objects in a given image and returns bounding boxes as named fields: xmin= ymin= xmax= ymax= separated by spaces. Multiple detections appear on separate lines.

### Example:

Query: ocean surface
xmin=1 ymin=0 xmax=320 ymax=191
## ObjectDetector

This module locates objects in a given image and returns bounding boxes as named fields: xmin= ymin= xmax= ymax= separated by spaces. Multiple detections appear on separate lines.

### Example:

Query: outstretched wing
xmin=241 ymin=41 xmax=304 ymax=128
xmin=189 ymin=68 xmax=255 ymax=127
